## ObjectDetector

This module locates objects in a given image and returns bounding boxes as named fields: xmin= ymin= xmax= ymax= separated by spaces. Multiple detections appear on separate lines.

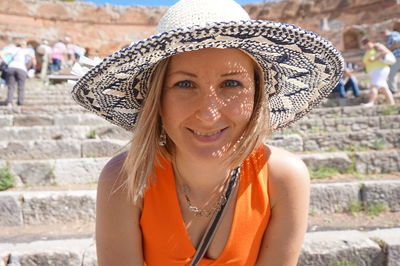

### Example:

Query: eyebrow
xmin=166 ymin=71 xmax=197 ymax=77
xmin=167 ymin=70 xmax=247 ymax=77
xmin=221 ymin=71 xmax=247 ymax=77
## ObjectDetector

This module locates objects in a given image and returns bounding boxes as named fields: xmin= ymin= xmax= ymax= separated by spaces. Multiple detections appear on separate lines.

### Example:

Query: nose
xmin=195 ymin=88 xmax=222 ymax=124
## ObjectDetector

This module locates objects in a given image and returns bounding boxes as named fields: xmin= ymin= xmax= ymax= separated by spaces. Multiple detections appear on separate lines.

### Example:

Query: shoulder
xmin=266 ymin=145 xmax=309 ymax=179
xmin=265 ymin=145 xmax=310 ymax=205
xmin=99 ymin=151 xmax=127 ymax=184
xmin=97 ymin=151 xmax=131 ymax=201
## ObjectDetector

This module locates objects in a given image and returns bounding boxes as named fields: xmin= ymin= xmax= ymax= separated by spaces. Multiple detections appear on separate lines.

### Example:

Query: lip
xmin=187 ymin=127 xmax=227 ymax=142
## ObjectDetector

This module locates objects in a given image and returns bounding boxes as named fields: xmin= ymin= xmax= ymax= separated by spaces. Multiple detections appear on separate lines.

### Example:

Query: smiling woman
xmin=71 ymin=0 xmax=343 ymax=265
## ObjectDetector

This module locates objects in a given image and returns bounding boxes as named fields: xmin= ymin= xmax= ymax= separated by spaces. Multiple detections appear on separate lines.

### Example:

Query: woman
xmin=0 ymin=40 xmax=36 ymax=107
xmin=360 ymin=38 xmax=395 ymax=106
xmin=71 ymin=0 xmax=343 ymax=265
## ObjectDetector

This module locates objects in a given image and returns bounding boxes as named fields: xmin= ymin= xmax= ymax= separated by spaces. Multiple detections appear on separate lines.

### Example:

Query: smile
xmin=193 ymin=129 xmax=223 ymax=137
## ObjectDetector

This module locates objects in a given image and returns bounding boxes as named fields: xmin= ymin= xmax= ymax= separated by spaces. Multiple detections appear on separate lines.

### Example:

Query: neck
xmin=173 ymin=151 xmax=233 ymax=195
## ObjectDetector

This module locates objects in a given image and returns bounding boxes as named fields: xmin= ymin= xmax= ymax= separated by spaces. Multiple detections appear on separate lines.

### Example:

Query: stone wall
xmin=0 ymin=0 xmax=399 ymax=57
xmin=245 ymin=0 xmax=400 ymax=54
xmin=0 ymin=0 xmax=166 ymax=56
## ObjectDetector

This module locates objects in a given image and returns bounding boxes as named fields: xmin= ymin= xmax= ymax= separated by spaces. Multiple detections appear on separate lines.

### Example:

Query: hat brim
xmin=72 ymin=20 xmax=343 ymax=131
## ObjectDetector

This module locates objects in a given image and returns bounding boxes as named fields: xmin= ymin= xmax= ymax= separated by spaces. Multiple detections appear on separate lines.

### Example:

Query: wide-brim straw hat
xmin=71 ymin=0 xmax=343 ymax=132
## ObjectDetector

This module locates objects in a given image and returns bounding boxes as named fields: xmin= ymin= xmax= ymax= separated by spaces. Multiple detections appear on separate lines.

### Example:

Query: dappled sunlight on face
xmin=161 ymin=48 xmax=257 ymax=162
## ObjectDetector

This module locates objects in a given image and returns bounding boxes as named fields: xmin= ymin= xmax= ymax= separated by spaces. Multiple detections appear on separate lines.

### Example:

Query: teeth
xmin=193 ymin=130 xmax=221 ymax=136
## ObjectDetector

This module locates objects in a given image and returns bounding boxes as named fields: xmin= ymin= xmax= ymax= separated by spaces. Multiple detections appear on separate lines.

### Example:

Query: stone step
xmin=0 ymin=123 xmax=398 ymax=152
xmin=0 ymin=124 xmax=131 ymax=142
xmin=0 ymin=228 xmax=399 ymax=266
xmin=0 ymin=139 xmax=128 ymax=160
xmin=0 ymin=105 xmax=86 ymax=115
xmin=320 ymin=89 xmax=400 ymax=108
xmin=305 ymin=103 xmax=400 ymax=120
xmin=269 ymin=129 xmax=399 ymax=152
xmin=1 ymin=102 xmax=398 ymax=118
xmin=1 ymin=179 xmax=399 ymax=226
xmin=0 ymin=113 xmax=108 ymax=127
xmin=1 ymin=150 xmax=399 ymax=186
xmin=1 ymin=112 xmax=398 ymax=133
xmin=285 ymin=114 xmax=400 ymax=133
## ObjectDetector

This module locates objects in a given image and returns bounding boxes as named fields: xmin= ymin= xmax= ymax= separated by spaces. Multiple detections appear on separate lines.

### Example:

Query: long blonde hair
xmin=121 ymin=53 xmax=270 ymax=203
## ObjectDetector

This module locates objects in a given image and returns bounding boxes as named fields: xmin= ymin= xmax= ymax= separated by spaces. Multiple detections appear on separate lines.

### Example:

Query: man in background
xmin=381 ymin=29 xmax=400 ymax=94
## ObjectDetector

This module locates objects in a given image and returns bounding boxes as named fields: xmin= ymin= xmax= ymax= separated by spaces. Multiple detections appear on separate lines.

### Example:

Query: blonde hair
xmin=121 ymin=53 xmax=270 ymax=203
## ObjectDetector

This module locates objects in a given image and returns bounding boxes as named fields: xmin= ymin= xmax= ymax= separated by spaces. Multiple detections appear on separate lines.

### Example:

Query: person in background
xmin=0 ymin=43 xmax=15 ymax=88
xmin=50 ymin=39 xmax=66 ymax=73
xmin=37 ymin=40 xmax=52 ymax=83
xmin=333 ymin=68 xmax=359 ymax=98
xmin=381 ymin=29 xmax=400 ymax=94
xmin=0 ymin=39 xmax=36 ymax=107
xmin=25 ymin=42 xmax=36 ymax=78
xmin=358 ymin=38 xmax=395 ymax=106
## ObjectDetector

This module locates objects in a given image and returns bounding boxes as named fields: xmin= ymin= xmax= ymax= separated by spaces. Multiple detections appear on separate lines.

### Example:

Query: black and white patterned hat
xmin=71 ymin=0 xmax=343 ymax=132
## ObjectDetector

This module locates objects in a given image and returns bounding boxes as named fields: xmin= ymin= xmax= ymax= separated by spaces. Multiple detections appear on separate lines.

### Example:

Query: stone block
xmin=53 ymin=114 xmax=81 ymax=126
xmin=299 ymin=230 xmax=384 ymax=266
xmin=0 ymin=192 xmax=23 ymax=226
xmin=299 ymin=152 xmax=352 ymax=172
xmin=310 ymin=182 xmax=360 ymax=213
xmin=95 ymin=125 xmax=132 ymax=140
xmin=303 ymin=130 xmax=400 ymax=151
xmin=81 ymin=139 xmax=126 ymax=157
xmin=265 ymin=134 xmax=303 ymax=152
xmin=22 ymin=190 xmax=96 ymax=225
xmin=380 ymin=115 xmax=400 ymax=130
xmin=361 ymin=180 xmax=400 ymax=212
xmin=81 ymin=243 xmax=97 ymax=266
xmin=2 ymin=238 xmax=94 ymax=266
xmin=8 ymin=252 xmax=81 ymax=266
xmin=355 ymin=150 xmax=400 ymax=174
xmin=45 ymin=125 xmax=89 ymax=140
xmin=13 ymin=115 xmax=53 ymax=126
xmin=368 ymin=228 xmax=400 ymax=266
xmin=53 ymin=157 xmax=108 ymax=184
xmin=8 ymin=160 xmax=56 ymax=186
xmin=0 ymin=140 xmax=81 ymax=160
xmin=79 ymin=114 xmax=108 ymax=126
xmin=0 ymin=115 xmax=12 ymax=127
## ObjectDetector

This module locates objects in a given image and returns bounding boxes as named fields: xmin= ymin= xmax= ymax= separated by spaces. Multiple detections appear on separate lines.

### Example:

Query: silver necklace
xmin=174 ymin=165 xmax=238 ymax=217
xmin=181 ymin=183 xmax=229 ymax=217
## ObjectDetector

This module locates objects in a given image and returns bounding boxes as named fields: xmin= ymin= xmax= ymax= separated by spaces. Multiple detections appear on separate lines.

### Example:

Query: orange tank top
xmin=140 ymin=145 xmax=271 ymax=265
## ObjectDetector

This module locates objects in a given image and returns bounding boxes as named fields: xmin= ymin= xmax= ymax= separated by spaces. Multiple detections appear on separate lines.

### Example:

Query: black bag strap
xmin=189 ymin=167 xmax=240 ymax=266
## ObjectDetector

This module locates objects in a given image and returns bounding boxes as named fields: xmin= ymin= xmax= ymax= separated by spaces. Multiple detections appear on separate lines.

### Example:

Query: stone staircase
xmin=0 ymin=79 xmax=399 ymax=265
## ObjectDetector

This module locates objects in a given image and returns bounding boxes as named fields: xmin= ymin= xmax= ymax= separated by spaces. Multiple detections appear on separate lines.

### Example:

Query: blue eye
xmin=175 ymin=80 xmax=193 ymax=88
xmin=223 ymin=80 xmax=242 ymax=88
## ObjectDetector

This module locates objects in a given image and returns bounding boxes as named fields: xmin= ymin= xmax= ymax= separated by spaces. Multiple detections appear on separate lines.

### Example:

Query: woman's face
xmin=362 ymin=41 xmax=373 ymax=50
xmin=161 ymin=48 xmax=256 ymax=161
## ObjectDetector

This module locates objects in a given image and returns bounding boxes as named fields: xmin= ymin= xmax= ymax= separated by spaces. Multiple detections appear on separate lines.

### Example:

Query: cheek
xmin=228 ymin=92 xmax=255 ymax=121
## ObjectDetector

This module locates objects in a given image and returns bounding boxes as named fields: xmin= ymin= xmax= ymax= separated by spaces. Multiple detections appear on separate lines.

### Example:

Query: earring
xmin=159 ymin=128 xmax=166 ymax=146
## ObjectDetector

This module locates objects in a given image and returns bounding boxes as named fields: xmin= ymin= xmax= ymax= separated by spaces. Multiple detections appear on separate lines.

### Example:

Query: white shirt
xmin=7 ymin=47 xmax=31 ymax=72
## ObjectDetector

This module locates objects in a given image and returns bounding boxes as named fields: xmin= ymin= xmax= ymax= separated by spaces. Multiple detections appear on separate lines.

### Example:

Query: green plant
xmin=380 ymin=104 xmax=397 ymax=116
xmin=347 ymin=200 xmax=363 ymax=215
xmin=370 ymin=140 xmax=385 ymax=150
xmin=343 ymin=157 xmax=357 ymax=175
xmin=366 ymin=203 xmax=387 ymax=216
xmin=309 ymin=126 xmax=323 ymax=134
xmin=310 ymin=165 xmax=340 ymax=179
xmin=0 ymin=167 xmax=15 ymax=191
xmin=87 ymin=129 xmax=97 ymax=139
xmin=330 ymin=260 xmax=357 ymax=266
xmin=86 ymin=153 xmax=98 ymax=158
